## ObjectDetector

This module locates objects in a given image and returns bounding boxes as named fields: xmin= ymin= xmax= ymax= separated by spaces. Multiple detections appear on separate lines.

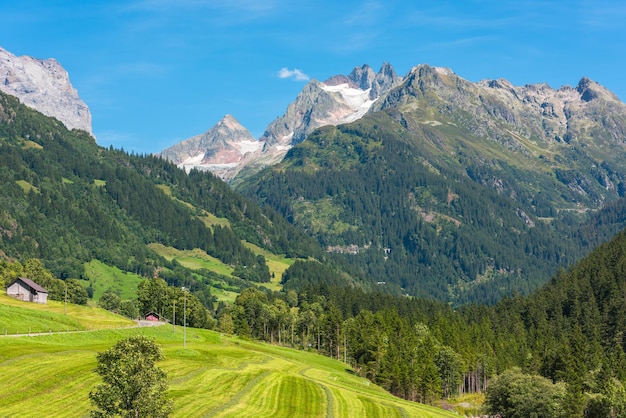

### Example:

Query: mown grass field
xmin=0 ymin=293 xmax=134 ymax=335
xmin=0 ymin=298 xmax=457 ymax=418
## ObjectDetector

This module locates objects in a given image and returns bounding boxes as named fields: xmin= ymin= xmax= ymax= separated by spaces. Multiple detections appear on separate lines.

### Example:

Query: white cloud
xmin=278 ymin=67 xmax=309 ymax=81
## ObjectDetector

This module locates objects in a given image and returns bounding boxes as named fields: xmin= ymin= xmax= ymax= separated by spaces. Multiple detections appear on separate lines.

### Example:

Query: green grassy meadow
xmin=149 ymin=243 xmax=236 ymax=277
xmin=0 ymin=293 xmax=134 ymax=334
xmin=0 ymin=297 xmax=457 ymax=418
xmin=242 ymin=241 xmax=295 ymax=292
xmin=80 ymin=259 xmax=143 ymax=301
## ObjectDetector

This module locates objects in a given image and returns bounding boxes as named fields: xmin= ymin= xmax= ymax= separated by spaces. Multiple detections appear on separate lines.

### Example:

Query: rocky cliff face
xmin=0 ymin=46 xmax=92 ymax=134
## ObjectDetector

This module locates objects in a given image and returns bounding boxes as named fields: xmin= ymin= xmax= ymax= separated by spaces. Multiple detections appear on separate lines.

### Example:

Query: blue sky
xmin=0 ymin=0 xmax=624 ymax=154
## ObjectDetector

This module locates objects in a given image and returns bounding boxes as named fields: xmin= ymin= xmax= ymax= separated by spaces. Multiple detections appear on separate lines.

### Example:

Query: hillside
xmin=238 ymin=65 xmax=626 ymax=304
xmin=0 ymin=293 xmax=133 ymax=334
xmin=0 ymin=90 xmax=325 ymax=303
xmin=0 ymin=300 xmax=456 ymax=417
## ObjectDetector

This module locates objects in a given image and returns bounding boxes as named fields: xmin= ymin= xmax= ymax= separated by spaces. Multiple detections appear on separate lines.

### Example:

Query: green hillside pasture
xmin=209 ymin=286 xmax=240 ymax=305
xmin=243 ymin=241 xmax=296 ymax=291
xmin=150 ymin=242 xmax=296 ymax=297
xmin=0 ymin=326 xmax=456 ymax=418
xmin=0 ymin=293 xmax=134 ymax=335
xmin=149 ymin=243 xmax=235 ymax=277
xmin=81 ymin=259 xmax=143 ymax=301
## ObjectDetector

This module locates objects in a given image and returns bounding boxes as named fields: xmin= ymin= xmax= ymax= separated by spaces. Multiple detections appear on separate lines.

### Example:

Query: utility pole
xmin=172 ymin=298 xmax=176 ymax=333
xmin=64 ymin=281 xmax=67 ymax=315
xmin=182 ymin=287 xmax=187 ymax=349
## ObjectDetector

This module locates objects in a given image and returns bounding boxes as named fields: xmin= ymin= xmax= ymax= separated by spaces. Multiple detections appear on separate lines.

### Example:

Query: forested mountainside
xmin=212 ymin=218 xmax=626 ymax=416
xmin=0 ymin=91 xmax=321 ymax=284
xmin=239 ymin=65 xmax=626 ymax=305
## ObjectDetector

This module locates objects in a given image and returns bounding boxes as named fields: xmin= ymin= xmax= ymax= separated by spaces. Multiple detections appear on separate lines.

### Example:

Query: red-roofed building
xmin=6 ymin=277 xmax=48 ymax=304
xmin=145 ymin=312 xmax=160 ymax=322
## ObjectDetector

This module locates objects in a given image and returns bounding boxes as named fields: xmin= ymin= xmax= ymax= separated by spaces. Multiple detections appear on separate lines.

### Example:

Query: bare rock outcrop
xmin=0 ymin=46 xmax=92 ymax=134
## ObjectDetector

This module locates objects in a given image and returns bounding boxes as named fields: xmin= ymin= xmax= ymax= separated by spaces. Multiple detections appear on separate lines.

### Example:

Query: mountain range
xmin=235 ymin=64 xmax=626 ymax=303
xmin=160 ymin=61 xmax=626 ymax=197
xmin=159 ymin=63 xmax=402 ymax=181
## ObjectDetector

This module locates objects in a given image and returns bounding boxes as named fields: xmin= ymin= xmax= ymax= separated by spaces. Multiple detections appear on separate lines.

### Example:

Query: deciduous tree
xmin=89 ymin=335 xmax=173 ymax=417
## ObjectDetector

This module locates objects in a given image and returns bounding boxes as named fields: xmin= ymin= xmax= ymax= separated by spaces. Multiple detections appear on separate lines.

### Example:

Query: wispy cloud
xmin=278 ymin=67 xmax=309 ymax=81
xmin=344 ymin=1 xmax=383 ymax=26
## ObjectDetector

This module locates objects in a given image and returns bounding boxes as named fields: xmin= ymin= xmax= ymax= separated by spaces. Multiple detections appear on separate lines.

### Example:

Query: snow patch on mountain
xmin=320 ymin=83 xmax=376 ymax=123
xmin=238 ymin=140 xmax=264 ymax=154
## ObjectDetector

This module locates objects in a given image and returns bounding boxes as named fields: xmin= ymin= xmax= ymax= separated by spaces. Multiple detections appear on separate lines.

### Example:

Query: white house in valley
xmin=6 ymin=277 xmax=48 ymax=304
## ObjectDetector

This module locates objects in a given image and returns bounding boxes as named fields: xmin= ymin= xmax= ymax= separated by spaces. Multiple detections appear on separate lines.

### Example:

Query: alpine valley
xmin=4 ymin=48 xmax=626 ymax=417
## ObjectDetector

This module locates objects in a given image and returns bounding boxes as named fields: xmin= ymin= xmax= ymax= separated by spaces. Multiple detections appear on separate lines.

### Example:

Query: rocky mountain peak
xmin=159 ymin=114 xmax=261 ymax=177
xmin=372 ymin=63 xmax=401 ymax=94
xmin=347 ymin=64 xmax=377 ymax=90
xmin=0 ymin=46 xmax=92 ymax=134
xmin=210 ymin=114 xmax=254 ymax=142
xmin=261 ymin=63 xmax=403 ymax=146
xmin=576 ymin=77 xmax=618 ymax=103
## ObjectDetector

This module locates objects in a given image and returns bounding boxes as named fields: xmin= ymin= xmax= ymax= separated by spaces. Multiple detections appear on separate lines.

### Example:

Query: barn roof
xmin=15 ymin=277 xmax=48 ymax=293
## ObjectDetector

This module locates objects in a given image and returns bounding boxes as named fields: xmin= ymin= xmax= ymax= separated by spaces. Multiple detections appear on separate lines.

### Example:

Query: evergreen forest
xmin=239 ymin=112 xmax=626 ymax=305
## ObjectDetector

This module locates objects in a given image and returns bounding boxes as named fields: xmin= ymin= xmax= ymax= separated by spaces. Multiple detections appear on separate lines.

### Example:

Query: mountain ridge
xmin=160 ymin=62 xmax=623 ymax=185
xmin=159 ymin=63 xmax=402 ymax=179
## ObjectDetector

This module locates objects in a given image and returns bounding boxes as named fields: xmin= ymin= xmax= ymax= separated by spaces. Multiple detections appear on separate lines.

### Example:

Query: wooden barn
xmin=6 ymin=277 xmax=48 ymax=304
xmin=145 ymin=312 xmax=160 ymax=322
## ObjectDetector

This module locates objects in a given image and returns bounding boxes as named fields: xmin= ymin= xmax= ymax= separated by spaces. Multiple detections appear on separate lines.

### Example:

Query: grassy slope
xmin=242 ymin=241 xmax=295 ymax=292
xmin=80 ymin=260 xmax=143 ymax=301
xmin=0 ymin=300 xmax=455 ymax=418
xmin=0 ymin=293 xmax=134 ymax=334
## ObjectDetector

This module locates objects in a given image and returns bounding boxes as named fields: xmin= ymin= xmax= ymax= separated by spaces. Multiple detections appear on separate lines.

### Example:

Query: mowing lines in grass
xmin=0 ymin=327 xmax=459 ymax=418
xmin=204 ymin=370 xmax=272 ymax=417
xmin=218 ymin=373 xmax=325 ymax=418
xmin=357 ymin=395 xmax=404 ymax=418
xmin=0 ymin=350 xmax=96 ymax=416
